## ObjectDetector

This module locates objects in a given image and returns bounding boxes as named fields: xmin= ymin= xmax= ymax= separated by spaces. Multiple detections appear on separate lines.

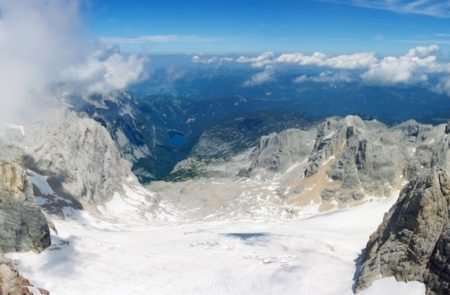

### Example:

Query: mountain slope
xmin=158 ymin=116 xmax=449 ymax=220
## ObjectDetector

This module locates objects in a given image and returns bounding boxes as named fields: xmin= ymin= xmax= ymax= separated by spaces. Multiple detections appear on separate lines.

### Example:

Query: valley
xmin=2 ymin=2 xmax=450 ymax=293
xmin=1 ymin=98 xmax=449 ymax=294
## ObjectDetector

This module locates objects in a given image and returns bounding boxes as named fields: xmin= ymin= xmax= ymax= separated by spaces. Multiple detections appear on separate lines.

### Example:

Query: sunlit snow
xmin=6 ymin=191 xmax=425 ymax=295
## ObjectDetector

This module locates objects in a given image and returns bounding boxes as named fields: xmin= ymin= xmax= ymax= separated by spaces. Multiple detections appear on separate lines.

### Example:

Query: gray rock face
xmin=247 ymin=116 xmax=450 ymax=204
xmin=303 ymin=117 xmax=350 ymax=177
xmin=21 ymin=108 xmax=135 ymax=207
xmin=0 ymin=160 xmax=50 ymax=253
xmin=426 ymin=229 xmax=450 ymax=294
xmin=251 ymin=129 xmax=316 ymax=172
xmin=355 ymin=169 xmax=450 ymax=294
xmin=169 ymin=115 xmax=449 ymax=213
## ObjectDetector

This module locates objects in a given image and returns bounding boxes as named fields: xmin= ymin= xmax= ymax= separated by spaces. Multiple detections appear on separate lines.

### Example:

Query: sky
xmin=2 ymin=0 xmax=450 ymax=129
xmin=85 ymin=0 xmax=450 ymax=55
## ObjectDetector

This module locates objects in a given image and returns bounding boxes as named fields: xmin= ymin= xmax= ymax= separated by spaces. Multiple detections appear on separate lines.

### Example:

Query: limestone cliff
xmin=0 ymin=160 xmax=50 ymax=295
xmin=0 ymin=160 xmax=50 ymax=253
xmin=21 ymin=108 xmax=136 ymax=207
xmin=355 ymin=169 xmax=450 ymax=294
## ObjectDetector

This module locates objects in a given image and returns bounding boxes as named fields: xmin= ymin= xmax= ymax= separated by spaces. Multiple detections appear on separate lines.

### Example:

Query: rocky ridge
xmin=2 ymin=107 xmax=145 ymax=210
xmin=0 ymin=105 xmax=159 ymax=293
xmin=1 ymin=102 xmax=450 ymax=292
xmin=166 ymin=115 xmax=449 ymax=215
xmin=0 ymin=104 xmax=159 ymax=225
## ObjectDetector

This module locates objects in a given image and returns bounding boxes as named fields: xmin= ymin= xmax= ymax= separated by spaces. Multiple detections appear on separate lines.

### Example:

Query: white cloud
xmin=192 ymin=55 xmax=233 ymax=64
xmin=236 ymin=52 xmax=274 ymax=68
xmin=63 ymin=50 xmax=148 ymax=94
xmin=295 ymin=72 xmax=353 ymax=83
xmin=0 ymin=0 xmax=148 ymax=128
xmin=361 ymin=45 xmax=441 ymax=85
xmin=193 ymin=51 xmax=377 ymax=70
xmin=236 ymin=51 xmax=377 ymax=70
xmin=406 ymin=44 xmax=439 ymax=57
xmin=276 ymin=52 xmax=327 ymax=66
xmin=326 ymin=53 xmax=378 ymax=69
xmin=0 ymin=0 xmax=83 ymax=127
xmin=190 ymin=45 xmax=450 ymax=95
xmin=362 ymin=57 xmax=426 ymax=84
xmin=243 ymin=65 xmax=275 ymax=87
xmin=276 ymin=52 xmax=377 ymax=69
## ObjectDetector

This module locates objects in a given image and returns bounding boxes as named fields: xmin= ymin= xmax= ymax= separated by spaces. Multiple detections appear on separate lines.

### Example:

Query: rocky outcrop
xmin=167 ymin=115 xmax=449 ymax=211
xmin=251 ymin=128 xmax=316 ymax=172
xmin=354 ymin=168 xmax=450 ymax=294
xmin=303 ymin=117 xmax=351 ymax=177
xmin=191 ymin=112 xmax=310 ymax=161
xmin=0 ymin=256 xmax=49 ymax=295
xmin=0 ymin=160 xmax=50 ymax=294
xmin=246 ymin=116 xmax=449 ymax=204
xmin=0 ymin=160 xmax=50 ymax=253
xmin=21 ymin=108 xmax=134 ymax=207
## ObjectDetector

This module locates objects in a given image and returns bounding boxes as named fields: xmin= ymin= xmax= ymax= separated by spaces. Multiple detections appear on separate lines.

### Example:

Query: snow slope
xmin=6 ymin=195 xmax=425 ymax=295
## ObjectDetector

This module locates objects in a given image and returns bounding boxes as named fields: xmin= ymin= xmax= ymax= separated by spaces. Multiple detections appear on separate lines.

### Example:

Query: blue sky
xmin=85 ymin=0 xmax=450 ymax=55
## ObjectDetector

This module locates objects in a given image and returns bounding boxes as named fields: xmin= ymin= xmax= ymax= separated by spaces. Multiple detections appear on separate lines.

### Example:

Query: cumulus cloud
xmin=236 ymin=51 xmax=376 ymax=86
xmin=243 ymin=65 xmax=275 ymax=87
xmin=0 ymin=0 xmax=148 ymax=129
xmin=295 ymin=71 xmax=353 ymax=83
xmin=325 ymin=53 xmax=378 ymax=69
xmin=191 ymin=51 xmax=377 ymax=70
xmin=276 ymin=52 xmax=377 ymax=69
xmin=192 ymin=45 xmax=450 ymax=95
xmin=63 ymin=49 xmax=148 ymax=94
xmin=276 ymin=52 xmax=325 ymax=66
xmin=234 ymin=51 xmax=377 ymax=70
xmin=361 ymin=45 xmax=441 ymax=85
xmin=236 ymin=52 xmax=274 ymax=68
xmin=406 ymin=44 xmax=440 ymax=57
